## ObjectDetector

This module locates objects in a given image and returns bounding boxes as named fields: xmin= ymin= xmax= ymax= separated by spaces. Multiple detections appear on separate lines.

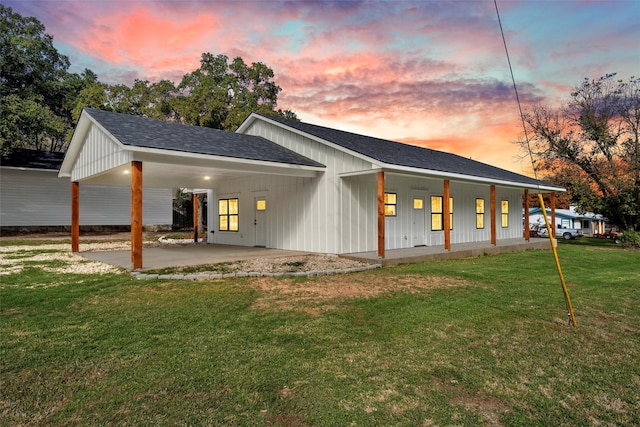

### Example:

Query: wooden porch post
xmin=443 ymin=179 xmax=451 ymax=251
xmin=71 ymin=181 xmax=80 ymax=252
xmin=131 ymin=161 xmax=143 ymax=269
xmin=377 ymin=171 xmax=385 ymax=258
xmin=550 ymin=192 xmax=556 ymax=238
xmin=523 ymin=189 xmax=530 ymax=241
xmin=490 ymin=185 xmax=497 ymax=245
xmin=193 ymin=193 xmax=199 ymax=243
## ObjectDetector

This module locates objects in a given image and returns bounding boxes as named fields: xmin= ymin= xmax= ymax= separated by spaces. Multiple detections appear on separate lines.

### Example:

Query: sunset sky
xmin=6 ymin=0 xmax=639 ymax=175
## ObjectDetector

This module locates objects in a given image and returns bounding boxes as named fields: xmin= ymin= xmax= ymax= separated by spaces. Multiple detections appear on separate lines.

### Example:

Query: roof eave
xmin=341 ymin=164 xmax=565 ymax=191
xmin=127 ymin=145 xmax=325 ymax=176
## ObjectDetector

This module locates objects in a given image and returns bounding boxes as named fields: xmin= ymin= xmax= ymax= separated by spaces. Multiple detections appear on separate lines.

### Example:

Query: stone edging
xmin=130 ymin=264 xmax=381 ymax=280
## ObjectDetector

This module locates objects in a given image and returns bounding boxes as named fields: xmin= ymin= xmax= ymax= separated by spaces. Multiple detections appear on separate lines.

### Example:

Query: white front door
xmin=411 ymin=191 xmax=426 ymax=246
xmin=254 ymin=196 xmax=267 ymax=247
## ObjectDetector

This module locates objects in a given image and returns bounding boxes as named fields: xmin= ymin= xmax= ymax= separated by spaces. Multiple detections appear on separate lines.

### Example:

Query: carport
xmin=59 ymin=108 xmax=324 ymax=269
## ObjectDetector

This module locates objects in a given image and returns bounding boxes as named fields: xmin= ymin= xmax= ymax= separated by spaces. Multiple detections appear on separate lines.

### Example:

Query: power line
xmin=493 ymin=0 xmax=576 ymax=327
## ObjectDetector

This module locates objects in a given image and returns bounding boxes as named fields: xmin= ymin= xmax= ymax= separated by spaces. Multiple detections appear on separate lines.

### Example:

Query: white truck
xmin=533 ymin=224 xmax=583 ymax=240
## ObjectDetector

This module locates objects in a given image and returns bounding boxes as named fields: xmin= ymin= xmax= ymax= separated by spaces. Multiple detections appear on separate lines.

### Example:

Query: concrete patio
xmin=342 ymin=238 xmax=552 ymax=266
xmin=79 ymin=237 xmax=552 ymax=271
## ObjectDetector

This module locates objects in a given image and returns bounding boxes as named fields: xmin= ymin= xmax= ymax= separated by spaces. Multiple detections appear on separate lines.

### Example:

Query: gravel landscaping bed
xmin=1 ymin=238 xmax=378 ymax=278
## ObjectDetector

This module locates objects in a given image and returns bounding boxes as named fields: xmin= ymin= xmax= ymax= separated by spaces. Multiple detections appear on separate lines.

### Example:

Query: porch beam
xmin=377 ymin=171 xmax=385 ymax=258
xmin=71 ymin=181 xmax=79 ymax=252
xmin=550 ymin=192 xmax=556 ymax=238
xmin=490 ymin=185 xmax=497 ymax=245
xmin=523 ymin=189 xmax=530 ymax=241
xmin=443 ymin=179 xmax=451 ymax=251
xmin=131 ymin=161 xmax=143 ymax=269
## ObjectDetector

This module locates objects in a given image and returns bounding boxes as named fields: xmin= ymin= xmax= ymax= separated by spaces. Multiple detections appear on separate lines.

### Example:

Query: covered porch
xmin=59 ymin=108 xmax=325 ymax=270
xmin=344 ymin=237 xmax=551 ymax=266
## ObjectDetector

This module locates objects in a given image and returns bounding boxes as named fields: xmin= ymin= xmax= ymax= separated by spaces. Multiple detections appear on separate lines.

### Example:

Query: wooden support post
xmin=443 ymin=179 xmax=451 ymax=251
xmin=377 ymin=171 xmax=385 ymax=258
xmin=71 ymin=181 xmax=80 ymax=252
xmin=490 ymin=185 xmax=497 ymax=245
xmin=193 ymin=193 xmax=199 ymax=243
xmin=550 ymin=192 xmax=556 ymax=238
xmin=131 ymin=161 xmax=143 ymax=269
xmin=523 ymin=189 xmax=530 ymax=241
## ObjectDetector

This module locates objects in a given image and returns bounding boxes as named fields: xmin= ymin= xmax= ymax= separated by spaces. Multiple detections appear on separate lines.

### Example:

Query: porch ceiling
xmin=76 ymin=152 xmax=323 ymax=188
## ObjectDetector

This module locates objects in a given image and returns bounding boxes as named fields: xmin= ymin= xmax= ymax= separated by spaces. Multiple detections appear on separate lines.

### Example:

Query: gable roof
xmin=1 ymin=149 xmax=64 ymax=171
xmin=250 ymin=114 xmax=561 ymax=190
xmin=80 ymin=108 xmax=324 ymax=168
xmin=529 ymin=207 xmax=604 ymax=220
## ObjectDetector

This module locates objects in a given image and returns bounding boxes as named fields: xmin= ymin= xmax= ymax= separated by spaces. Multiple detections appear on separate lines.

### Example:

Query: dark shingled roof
xmin=84 ymin=108 xmax=324 ymax=168
xmin=259 ymin=114 xmax=552 ymax=187
xmin=1 ymin=149 xmax=64 ymax=171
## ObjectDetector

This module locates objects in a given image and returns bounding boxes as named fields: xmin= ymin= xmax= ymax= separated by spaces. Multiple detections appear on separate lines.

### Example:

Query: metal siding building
xmin=1 ymin=151 xmax=172 ymax=228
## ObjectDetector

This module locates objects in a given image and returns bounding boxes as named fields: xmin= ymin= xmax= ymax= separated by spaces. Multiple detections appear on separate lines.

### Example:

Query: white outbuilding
xmin=1 ymin=148 xmax=171 ymax=231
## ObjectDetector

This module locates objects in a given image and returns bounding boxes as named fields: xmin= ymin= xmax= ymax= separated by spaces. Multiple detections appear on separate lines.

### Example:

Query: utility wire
xmin=493 ymin=0 xmax=576 ymax=327
xmin=493 ymin=0 xmax=539 ymax=182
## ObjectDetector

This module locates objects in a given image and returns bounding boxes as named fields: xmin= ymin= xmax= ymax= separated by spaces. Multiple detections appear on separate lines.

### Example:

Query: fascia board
xmin=128 ymin=146 xmax=325 ymax=176
xmin=58 ymin=110 xmax=129 ymax=178
xmin=235 ymin=113 xmax=258 ymax=133
xmin=243 ymin=114 xmax=385 ymax=168
xmin=379 ymin=164 xmax=565 ymax=192
xmin=339 ymin=167 xmax=382 ymax=178
xmin=2 ymin=166 xmax=58 ymax=173
xmin=59 ymin=111 xmax=91 ymax=177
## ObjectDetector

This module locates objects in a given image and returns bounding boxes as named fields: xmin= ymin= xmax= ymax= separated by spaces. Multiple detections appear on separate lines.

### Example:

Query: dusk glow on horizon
xmin=7 ymin=0 xmax=639 ymax=175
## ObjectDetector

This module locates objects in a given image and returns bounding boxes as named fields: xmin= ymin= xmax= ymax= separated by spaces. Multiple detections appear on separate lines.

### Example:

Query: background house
xmin=1 ymin=149 xmax=172 ymax=232
xmin=528 ymin=206 xmax=607 ymax=236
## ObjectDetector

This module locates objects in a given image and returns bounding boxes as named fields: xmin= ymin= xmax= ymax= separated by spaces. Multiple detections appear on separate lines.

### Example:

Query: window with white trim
xmin=219 ymin=198 xmax=239 ymax=231
xmin=501 ymin=200 xmax=509 ymax=228
xmin=431 ymin=196 xmax=453 ymax=231
xmin=384 ymin=193 xmax=397 ymax=216
xmin=476 ymin=198 xmax=485 ymax=229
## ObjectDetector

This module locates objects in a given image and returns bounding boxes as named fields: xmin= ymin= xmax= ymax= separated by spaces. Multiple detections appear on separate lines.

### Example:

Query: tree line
xmin=0 ymin=4 xmax=296 ymax=156
xmin=1 ymin=5 xmax=638 ymax=232
xmin=518 ymin=73 xmax=640 ymax=233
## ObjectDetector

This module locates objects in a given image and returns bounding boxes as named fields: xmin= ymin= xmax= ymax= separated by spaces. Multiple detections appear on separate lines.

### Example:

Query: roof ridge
xmin=254 ymin=113 xmax=554 ymax=188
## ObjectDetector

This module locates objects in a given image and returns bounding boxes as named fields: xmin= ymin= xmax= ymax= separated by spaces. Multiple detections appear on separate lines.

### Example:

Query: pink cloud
xmin=78 ymin=8 xmax=217 ymax=65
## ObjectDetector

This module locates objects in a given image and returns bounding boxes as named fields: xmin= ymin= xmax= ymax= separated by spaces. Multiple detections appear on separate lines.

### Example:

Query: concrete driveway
xmin=80 ymin=243 xmax=311 ymax=271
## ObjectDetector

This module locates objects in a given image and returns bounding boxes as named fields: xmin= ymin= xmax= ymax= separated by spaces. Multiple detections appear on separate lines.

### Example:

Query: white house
xmin=528 ymin=206 xmax=607 ymax=236
xmin=1 ymin=149 xmax=172 ymax=231
xmin=59 ymin=108 xmax=563 ymax=268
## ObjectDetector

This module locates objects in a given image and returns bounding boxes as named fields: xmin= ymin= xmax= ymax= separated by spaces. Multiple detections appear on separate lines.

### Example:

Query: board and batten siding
xmin=217 ymin=119 xmax=374 ymax=254
xmin=230 ymin=118 xmax=526 ymax=254
xmin=1 ymin=168 xmax=172 ymax=226
xmin=72 ymin=125 xmax=131 ymax=182
xmin=341 ymin=175 xmax=525 ymax=253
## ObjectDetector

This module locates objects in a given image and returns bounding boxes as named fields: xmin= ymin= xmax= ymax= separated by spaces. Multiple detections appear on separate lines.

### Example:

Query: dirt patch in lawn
xmin=249 ymin=273 xmax=472 ymax=313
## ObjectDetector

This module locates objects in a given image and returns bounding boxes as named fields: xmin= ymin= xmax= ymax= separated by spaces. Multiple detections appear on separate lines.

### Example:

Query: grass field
xmin=1 ymin=240 xmax=639 ymax=426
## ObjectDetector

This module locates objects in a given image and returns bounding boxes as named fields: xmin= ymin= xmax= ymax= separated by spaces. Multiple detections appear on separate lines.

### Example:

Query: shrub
xmin=619 ymin=230 xmax=640 ymax=248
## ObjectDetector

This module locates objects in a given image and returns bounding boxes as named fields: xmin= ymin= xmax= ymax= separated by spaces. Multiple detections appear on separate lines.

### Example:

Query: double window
xmin=431 ymin=196 xmax=453 ymax=231
xmin=476 ymin=199 xmax=485 ymax=229
xmin=501 ymin=200 xmax=509 ymax=228
xmin=219 ymin=198 xmax=239 ymax=231
xmin=384 ymin=193 xmax=397 ymax=216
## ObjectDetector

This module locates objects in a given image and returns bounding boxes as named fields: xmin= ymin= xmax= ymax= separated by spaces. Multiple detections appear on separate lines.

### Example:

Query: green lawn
xmin=1 ymin=241 xmax=639 ymax=426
